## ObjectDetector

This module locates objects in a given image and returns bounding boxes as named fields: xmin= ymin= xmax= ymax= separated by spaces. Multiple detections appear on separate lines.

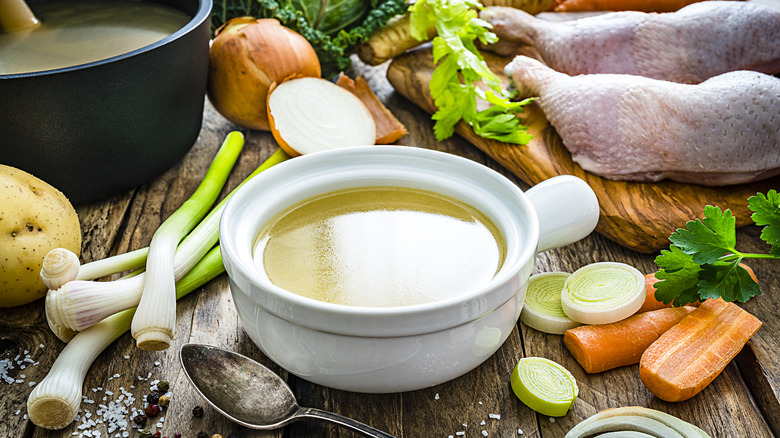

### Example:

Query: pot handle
xmin=525 ymin=175 xmax=599 ymax=253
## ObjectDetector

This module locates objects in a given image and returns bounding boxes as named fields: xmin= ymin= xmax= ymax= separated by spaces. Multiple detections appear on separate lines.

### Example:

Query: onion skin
xmin=207 ymin=18 xmax=321 ymax=131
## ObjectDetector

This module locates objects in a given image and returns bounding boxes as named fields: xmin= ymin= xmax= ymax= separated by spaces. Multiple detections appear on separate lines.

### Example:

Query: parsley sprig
xmin=654 ymin=190 xmax=780 ymax=306
xmin=408 ymin=0 xmax=533 ymax=145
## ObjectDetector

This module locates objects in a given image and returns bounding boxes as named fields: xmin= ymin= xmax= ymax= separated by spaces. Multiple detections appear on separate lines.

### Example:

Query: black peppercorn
xmin=147 ymin=391 xmax=160 ymax=405
xmin=139 ymin=430 xmax=153 ymax=438
xmin=192 ymin=405 xmax=204 ymax=418
xmin=197 ymin=432 xmax=209 ymax=438
xmin=156 ymin=379 xmax=170 ymax=393
xmin=145 ymin=403 xmax=161 ymax=417
xmin=132 ymin=413 xmax=147 ymax=427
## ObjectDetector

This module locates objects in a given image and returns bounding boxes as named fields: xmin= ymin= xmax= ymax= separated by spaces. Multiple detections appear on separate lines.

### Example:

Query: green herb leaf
xmin=653 ymin=245 xmax=702 ymax=306
xmin=748 ymin=189 xmax=780 ymax=256
xmin=669 ymin=205 xmax=736 ymax=265
xmin=409 ymin=0 xmax=533 ymax=145
xmin=211 ymin=0 xmax=407 ymax=77
xmin=697 ymin=261 xmax=760 ymax=302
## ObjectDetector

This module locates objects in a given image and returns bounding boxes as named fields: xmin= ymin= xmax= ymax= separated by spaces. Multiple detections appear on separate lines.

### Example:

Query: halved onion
xmin=511 ymin=357 xmax=578 ymax=417
xmin=521 ymin=272 xmax=581 ymax=335
xmin=207 ymin=18 xmax=321 ymax=131
xmin=267 ymin=77 xmax=377 ymax=157
xmin=561 ymin=262 xmax=645 ymax=325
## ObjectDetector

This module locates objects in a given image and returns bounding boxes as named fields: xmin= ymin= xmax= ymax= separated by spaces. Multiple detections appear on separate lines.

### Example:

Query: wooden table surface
xmin=2 ymin=46 xmax=779 ymax=438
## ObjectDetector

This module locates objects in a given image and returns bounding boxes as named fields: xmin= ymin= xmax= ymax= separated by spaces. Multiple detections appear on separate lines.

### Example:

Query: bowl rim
xmin=219 ymin=146 xmax=540 ymax=336
xmin=0 ymin=0 xmax=213 ymax=79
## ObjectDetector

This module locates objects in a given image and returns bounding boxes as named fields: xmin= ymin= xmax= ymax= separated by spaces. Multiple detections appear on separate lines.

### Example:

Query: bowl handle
xmin=525 ymin=175 xmax=600 ymax=253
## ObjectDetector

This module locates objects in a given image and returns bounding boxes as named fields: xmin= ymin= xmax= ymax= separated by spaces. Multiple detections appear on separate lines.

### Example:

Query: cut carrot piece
xmin=635 ymin=274 xmax=672 ymax=314
xmin=336 ymin=73 xmax=408 ymax=144
xmin=564 ymin=306 xmax=695 ymax=374
xmin=639 ymin=298 xmax=762 ymax=402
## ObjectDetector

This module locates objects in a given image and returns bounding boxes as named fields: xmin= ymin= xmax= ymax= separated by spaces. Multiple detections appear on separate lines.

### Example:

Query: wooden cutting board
xmin=386 ymin=46 xmax=780 ymax=253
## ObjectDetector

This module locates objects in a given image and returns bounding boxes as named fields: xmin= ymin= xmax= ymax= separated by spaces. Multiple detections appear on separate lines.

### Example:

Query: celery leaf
xmin=409 ymin=0 xmax=533 ymax=145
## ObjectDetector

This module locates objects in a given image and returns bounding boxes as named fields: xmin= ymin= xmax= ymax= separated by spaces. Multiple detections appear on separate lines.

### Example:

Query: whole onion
xmin=207 ymin=18 xmax=322 ymax=131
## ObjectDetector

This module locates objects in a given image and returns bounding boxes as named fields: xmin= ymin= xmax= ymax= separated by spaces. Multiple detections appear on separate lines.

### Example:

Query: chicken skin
xmin=482 ymin=1 xmax=780 ymax=83
xmin=504 ymin=56 xmax=780 ymax=185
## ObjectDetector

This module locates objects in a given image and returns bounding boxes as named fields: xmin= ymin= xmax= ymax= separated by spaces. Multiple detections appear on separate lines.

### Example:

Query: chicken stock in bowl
xmin=219 ymin=146 xmax=599 ymax=393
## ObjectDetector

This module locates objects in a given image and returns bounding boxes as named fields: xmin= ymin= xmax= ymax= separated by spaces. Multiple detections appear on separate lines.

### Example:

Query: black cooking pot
xmin=0 ymin=0 xmax=212 ymax=204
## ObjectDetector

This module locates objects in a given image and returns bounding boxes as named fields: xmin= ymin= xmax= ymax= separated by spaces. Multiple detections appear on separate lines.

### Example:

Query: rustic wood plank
xmin=531 ymin=237 xmax=774 ymax=437
xmin=2 ymin=52 xmax=778 ymax=438
xmin=733 ymin=226 xmax=780 ymax=437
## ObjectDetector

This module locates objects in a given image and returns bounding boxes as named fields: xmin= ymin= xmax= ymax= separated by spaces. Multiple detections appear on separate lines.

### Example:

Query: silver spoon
xmin=180 ymin=343 xmax=397 ymax=438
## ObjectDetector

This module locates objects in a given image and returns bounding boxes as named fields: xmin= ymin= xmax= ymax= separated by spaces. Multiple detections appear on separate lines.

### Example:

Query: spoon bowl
xmin=179 ymin=343 xmax=396 ymax=437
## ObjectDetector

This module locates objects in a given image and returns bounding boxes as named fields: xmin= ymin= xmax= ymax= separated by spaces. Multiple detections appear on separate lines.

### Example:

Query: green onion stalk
xmin=46 ymin=142 xmax=290 ymax=339
xmin=29 ymin=246 xmax=225 ymax=430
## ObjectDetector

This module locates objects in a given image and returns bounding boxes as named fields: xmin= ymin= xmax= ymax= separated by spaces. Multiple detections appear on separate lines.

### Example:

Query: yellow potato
xmin=0 ymin=165 xmax=81 ymax=307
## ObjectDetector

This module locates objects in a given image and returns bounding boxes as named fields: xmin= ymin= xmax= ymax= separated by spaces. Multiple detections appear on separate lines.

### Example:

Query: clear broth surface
xmin=253 ymin=186 xmax=506 ymax=307
xmin=0 ymin=0 xmax=190 ymax=74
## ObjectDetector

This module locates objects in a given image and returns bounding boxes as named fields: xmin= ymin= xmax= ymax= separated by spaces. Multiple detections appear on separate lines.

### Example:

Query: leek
xmin=132 ymin=132 xmax=244 ymax=351
xmin=565 ymin=406 xmax=712 ymax=438
xmin=28 ymin=246 xmax=225 ymax=430
xmin=41 ymin=247 xmax=149 ymax=291
xmin=511 ymin=357 xmax=578 ymax=418
xmin=560 ymin=262 xmax=646 ymax=325
xmin=520 ymin=272 xmax=580 ymax=335
xmin=45 ymin=147 xmax=290 ymax=335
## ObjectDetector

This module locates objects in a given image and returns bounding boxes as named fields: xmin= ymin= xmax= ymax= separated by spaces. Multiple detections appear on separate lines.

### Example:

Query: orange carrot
xmin=637 ymin=264 xmax=756 ymax=314
xmin=635 ymin=274 xmax=672 ymax=314
xmin=336 ymin=73 xmax=408 ymax=144
xmin=564 ymin=306 xmax=695 ymax=374
xmin=550 ymin=0 xmax=715 ymax=12
xmin=639 ymin=298 xmax=762 ymax=402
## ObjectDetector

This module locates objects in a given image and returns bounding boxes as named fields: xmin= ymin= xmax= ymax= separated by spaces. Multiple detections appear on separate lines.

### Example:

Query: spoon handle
xmin=296 ymin=407 xmax=397 ymax=438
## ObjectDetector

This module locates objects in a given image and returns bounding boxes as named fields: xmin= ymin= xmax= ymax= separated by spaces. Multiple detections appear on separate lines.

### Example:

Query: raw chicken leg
xmin=504 ymin=56 xmax=780 ymax=185
xmin=482 ymin=1 xmax=780 ymax=83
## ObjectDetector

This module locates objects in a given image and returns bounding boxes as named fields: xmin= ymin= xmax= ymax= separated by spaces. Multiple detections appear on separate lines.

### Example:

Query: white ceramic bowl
xmin=219 ymin=146 xmax=599 ymax=393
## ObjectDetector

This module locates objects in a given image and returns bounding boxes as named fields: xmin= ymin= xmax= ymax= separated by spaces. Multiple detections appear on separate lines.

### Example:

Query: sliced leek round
xmin=521 ymin=272 xmax=581 ymax=334
xmin=561 ymin=262 xmax=645 ymax=325
xmin=511 ymin=357 xmax=578 ymax=417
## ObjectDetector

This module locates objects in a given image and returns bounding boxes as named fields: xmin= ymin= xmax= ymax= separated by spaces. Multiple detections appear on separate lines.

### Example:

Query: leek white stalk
xmin=520 ymin=272 xmax=580 ymax=335
xmin=561 ymin=262 xmax=646 ymax=325
xmin=132 ymin=132 xmax=244 ymax=350
xmin=41 ymin=247 xmax=149 ymax=290
xmin=45 ymin=147 xmax=291 ymax=336
xmin=44 ymin=268 xmax=145 ymax=343
xmin=511 ymin=357 xmax=578 ymax=417
xmin=28 ymin=246 xmax=225 ymax=430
